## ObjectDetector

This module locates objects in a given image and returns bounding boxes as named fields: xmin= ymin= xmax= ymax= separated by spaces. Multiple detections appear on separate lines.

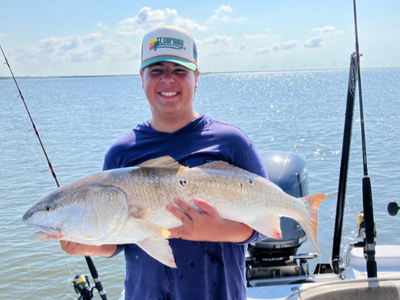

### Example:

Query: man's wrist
xmin=219 ymin=220 xmax=253 ymax=243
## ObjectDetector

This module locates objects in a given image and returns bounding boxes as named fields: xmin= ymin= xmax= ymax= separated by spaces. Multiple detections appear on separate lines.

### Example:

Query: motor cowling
xmin=247 ymin=151 xmax=310 ymax=283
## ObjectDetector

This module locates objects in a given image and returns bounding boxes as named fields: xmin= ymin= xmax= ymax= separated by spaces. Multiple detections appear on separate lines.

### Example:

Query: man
xmin=62 ymin=26 xmax=267 ymax=300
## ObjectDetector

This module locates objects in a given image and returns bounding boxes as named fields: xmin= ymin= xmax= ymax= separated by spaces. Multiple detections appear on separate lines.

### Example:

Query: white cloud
xmin=304 ymin=37 xmax=322 ymax=48
xmin=254 ymin=48 xmax=271 ymax=55
xmin=242 ymin=33 xmax=271 ymax=40
xmin=240 ymin=44 xmax=247 ymax=50
xmin=116 ymin=7 xmax=177 ymax=36
xmin=83 ymin=33 xmax=103 ymax=43
xmin=14 ymin=45 xmax=40 ymax=61
xmin=39 ymin=35 xmax=81 ymax=52
xmin=264 ymin=28 xmax=275 ymax=33
xmin=91 ymin=40 xmax=124 ymax=56
xmin=137 ymin=7 xmax=177 ymax=23
xmin=60 ymin=38 xmax=80 ymax=50
xmin=197 ymin=34 xmax=236 ymax=56
xmin=91 ymin=40 xmax=137 ymax=61
xmin=201 ymin=35 xmax=234 ymax=45
xmin=207 ymin=5 xmax=233 ymax=24
xmin=173 ymin=18 xmax=207 ymax=31
xmin=311 ymin=26 xmax=343 ymax=35
xmin=116 ymin=7 xmax=205 ymax=36
xmin=208 ymin=15 xmax=230 ymax=23
xmin=38 ymin=34 xmax=102 ymax=52
xmin=272 ymin=40 xmax=298 ymax=51
xmin=0 ymin=33 xmax=4 ymax=37
xmin=97 ymin=22 xmax=109 ymax=31
xmin=214 ymin=5 xmax=233 ymax=14
xmin=14 ymin=33 xmax=138 ymax=67
xmin=241 ymin=33 xmax=280 ymax=54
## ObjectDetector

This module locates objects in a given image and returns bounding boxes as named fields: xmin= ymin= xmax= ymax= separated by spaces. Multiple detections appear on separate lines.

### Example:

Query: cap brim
xmin=141 ymin=56 xmax=196 ymax=71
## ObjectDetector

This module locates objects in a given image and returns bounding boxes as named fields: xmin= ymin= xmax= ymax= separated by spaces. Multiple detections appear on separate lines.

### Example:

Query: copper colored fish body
xmin=22 ymin=156 xmax=326 ymax=268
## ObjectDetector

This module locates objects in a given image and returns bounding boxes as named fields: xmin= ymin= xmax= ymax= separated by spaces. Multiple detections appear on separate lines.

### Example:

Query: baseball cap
xmin=140 ymin=26 xmax=198 ymax=71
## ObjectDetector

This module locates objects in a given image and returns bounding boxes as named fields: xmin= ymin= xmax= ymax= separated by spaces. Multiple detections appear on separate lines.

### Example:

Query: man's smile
xmin=159 ymin=92 xmax=179 ymax=97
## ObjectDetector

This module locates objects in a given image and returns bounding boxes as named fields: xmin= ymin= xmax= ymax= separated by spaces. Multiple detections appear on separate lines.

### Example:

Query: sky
xmin=0 ymin=0 xmax=399 ymax=77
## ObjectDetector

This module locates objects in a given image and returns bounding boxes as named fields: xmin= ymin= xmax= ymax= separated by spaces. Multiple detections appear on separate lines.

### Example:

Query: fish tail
xmin=302 ymin=193 xmax=326 ymax=254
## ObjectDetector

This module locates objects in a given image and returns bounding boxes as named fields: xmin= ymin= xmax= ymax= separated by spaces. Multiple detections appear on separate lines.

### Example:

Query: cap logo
xmin=149 ymin=37 xmax=186 ymax=51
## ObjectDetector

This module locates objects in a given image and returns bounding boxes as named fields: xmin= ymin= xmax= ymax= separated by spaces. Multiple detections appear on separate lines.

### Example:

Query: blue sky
xmin=0 ymin=0 xmax=399 ymax=77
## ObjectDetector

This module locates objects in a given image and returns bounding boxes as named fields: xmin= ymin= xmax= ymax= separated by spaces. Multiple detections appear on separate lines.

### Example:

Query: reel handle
xmin=387 ymin=201 xmax=399 ymax=216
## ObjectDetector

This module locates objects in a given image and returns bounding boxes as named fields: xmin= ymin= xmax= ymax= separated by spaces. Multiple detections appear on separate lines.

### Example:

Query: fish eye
xmin=43 ymin=204 xmax=53 ymax=212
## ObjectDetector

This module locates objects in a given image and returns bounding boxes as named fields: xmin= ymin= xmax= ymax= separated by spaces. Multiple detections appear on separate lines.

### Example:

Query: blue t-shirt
xmin=103 ymin=115 xmax=267 ymax=300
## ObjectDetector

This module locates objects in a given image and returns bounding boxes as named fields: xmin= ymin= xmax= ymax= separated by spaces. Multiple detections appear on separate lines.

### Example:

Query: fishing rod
xmin=0 ymin=45 xmax=109 ymax=299
xmin=331 ymin=50 xmax=357 ymax=275
xmin=352 ymin=0 xmax=377 ymax=278
xmin=331 ymin=0 xmax=377 ymax=278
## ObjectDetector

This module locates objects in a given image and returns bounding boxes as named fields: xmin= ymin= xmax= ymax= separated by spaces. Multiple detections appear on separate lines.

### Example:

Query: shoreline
xmin=1 ymin=66 xmax=399 ymax=79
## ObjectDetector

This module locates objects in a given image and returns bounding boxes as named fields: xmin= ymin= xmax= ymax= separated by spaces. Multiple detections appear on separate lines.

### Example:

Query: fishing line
xmin=0 ymin=45 xmax=109 ymax=299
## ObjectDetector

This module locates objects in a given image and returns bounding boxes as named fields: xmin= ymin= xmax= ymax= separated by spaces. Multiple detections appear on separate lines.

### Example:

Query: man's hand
xmin=60 ymin=241 xmax=116 ymax=257
xmin=166 ymin=197 xmax=253 ymax=243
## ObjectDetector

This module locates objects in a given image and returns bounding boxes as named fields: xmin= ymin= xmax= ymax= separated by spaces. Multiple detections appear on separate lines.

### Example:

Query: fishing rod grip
xmin=85 ymin=256 xmax=108 ymax=300
xmin=367 ymin=260 xmax=377 ymax=278
xmin=362 ymin=177 xmax=375 ymax=243
xmin=362 ymin=176 xmax=377 ymax=277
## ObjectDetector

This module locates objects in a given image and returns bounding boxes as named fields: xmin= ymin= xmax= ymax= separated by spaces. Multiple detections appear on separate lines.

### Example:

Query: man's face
xmin=140 ymin=62 xmax=199 ymax=118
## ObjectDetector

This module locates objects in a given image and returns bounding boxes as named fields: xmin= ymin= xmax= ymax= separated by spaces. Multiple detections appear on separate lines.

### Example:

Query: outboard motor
xmin=246 ymin=151 xmax=316 ymax=286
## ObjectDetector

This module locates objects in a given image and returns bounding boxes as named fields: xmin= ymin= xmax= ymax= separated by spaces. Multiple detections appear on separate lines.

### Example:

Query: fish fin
xmin=125 ymin=217 xmax=176 ymax=267
xmin=196 ymin=161 xmax=231 ymax=170
xmin=137 ymin=238 xmax=177 ymax=268
xmin=197 ymin=161 xmax=256 ymax=176
xmin=301 ymin=193 xmax=327 ymax=254
xmin=246 ymin=214 xmax=282 ymax=239
xmin=138 ymin=156 xmax=187 ymax=171
xmin=130 ymin=217 xmax=171 ymax=238
xmin=30 ymin=232 xmax=59 ymax=241
xmin=254 ymin=177 xmax=284 ymax=192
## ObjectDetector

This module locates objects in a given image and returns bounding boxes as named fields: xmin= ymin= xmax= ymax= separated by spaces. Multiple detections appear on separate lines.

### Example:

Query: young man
xmin=61 ymin=26 xmax=267 ymax=300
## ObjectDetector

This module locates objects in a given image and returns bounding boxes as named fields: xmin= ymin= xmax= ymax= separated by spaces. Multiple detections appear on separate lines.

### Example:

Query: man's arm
xmin=60 ymin=241 xmax=117 ymax=257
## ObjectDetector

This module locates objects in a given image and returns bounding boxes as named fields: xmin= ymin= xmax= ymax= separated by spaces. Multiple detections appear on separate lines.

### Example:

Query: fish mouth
xmin=25 ymin=223 xmax=62 ymax=241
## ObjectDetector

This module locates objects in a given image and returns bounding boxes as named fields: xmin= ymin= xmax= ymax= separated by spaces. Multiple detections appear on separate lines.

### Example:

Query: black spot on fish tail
xmin=248 ymin=179 xmax=253 ymax=184
xmin=179 ymin=180 xmax=187 ymax=187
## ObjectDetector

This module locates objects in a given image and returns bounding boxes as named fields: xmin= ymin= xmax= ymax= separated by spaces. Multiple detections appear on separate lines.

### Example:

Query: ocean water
xmin=0 ymin=68 xmax=399 ymax=299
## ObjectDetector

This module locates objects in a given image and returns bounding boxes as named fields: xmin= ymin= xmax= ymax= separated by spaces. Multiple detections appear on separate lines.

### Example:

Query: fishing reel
xmin=356 ymin=212 xmax=376 ymax=239
xmin=73 ymin=274 xmax=95 ymax=300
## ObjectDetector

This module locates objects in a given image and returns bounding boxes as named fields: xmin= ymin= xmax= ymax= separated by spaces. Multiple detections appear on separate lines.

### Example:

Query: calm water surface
xmin=0 ymin=69 xmax=399 ymax=299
